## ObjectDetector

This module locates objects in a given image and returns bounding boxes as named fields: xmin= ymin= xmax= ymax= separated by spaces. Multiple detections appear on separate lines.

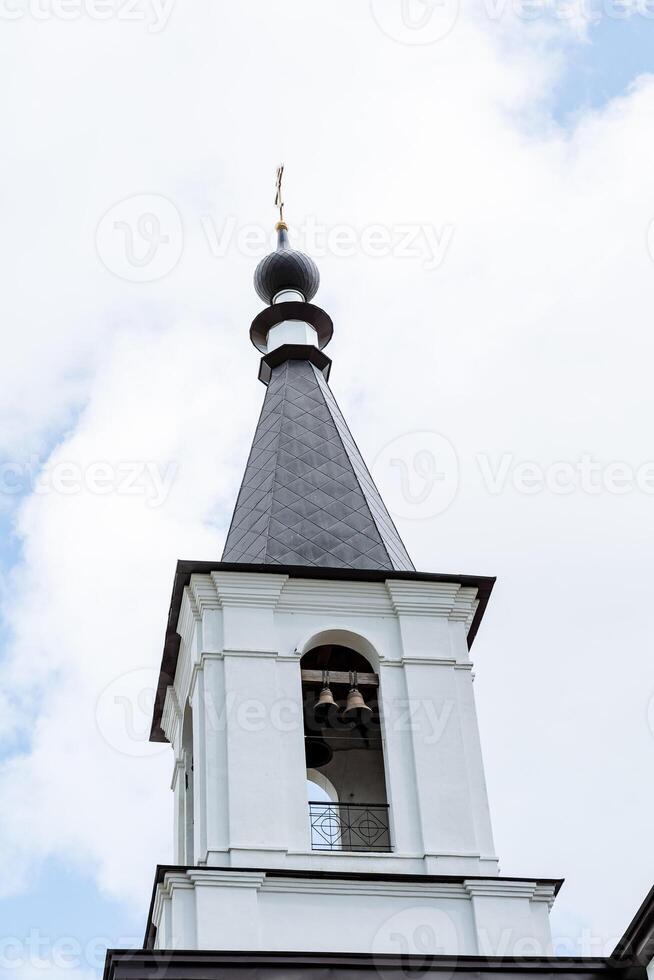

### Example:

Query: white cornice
xmin=180 ymin=572 xmax=479 ymax=629
xmin=177 ymin=587 xmax=201 ymax=653
xmin=211 ymin=572 xmax=288 ymax=608
xmin=162 ymin=685 xmax=183 ymax=745
xmin=451 ymin=588 xmax=480 ymax=630
xmin=463 ymin=879 xmax=538 ymax=900
xmin=261 ymin=878 xmax=469 ymax=899
xmin=221 ymin=648 xmax=278 ymax=659
xmin=386 ymin=579 xmax=460 ymax=616
xmin=188 ymin=574 xmax=221 ymax=614
xmin=277 ymin=579 xmax=394 ymax=617
xmin=533 ymin=883 xmax=558 ymax=908
xmin=383 ymin=580 xmax=482 ymax=637
xmin=187 ymin=869 xmax=267 ymax=889
xmin=152 ymin=873 xmax=195 ymax=927
xmin=154 ymin=870 xmax=551 ymax=907
xmin=382 ymin=657 xmax=457 ymax=668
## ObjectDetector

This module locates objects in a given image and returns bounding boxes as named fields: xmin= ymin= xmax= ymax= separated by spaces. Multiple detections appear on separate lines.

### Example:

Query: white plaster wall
xmin=152 ymin=870 xmax=556 ymax=956
xmin=160 ymin=571 xmax=502 ymax=875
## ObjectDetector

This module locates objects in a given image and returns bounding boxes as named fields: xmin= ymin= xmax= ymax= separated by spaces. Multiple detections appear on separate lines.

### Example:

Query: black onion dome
xmin=254 ymin=225 xmax=320 ymax=305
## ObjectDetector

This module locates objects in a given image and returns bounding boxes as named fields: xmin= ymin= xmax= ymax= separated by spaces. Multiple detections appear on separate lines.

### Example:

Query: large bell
xmin=313 ymin=672 xmax=338 ymax=725
xmin=305 ymin=736 xmax=334 ymax=769
xmin=342 ymin=672 xmax=373 ymax=726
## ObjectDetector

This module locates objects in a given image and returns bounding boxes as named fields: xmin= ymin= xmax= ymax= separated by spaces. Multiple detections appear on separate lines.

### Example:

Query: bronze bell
xmin=314 ymin=671 xmax=338 ymax=725
xmin=342 ymin=671 xmax=373 ymax=726
xmin=305 ymin=736 xmax=334 ymax=769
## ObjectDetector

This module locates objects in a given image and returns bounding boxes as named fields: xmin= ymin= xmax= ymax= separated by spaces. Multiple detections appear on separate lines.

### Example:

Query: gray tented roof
xmin=222 ymin=358 xmax=414 ymax=571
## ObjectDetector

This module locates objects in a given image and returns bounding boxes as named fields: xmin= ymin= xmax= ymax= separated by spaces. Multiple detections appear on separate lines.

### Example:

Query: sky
xmin=1 ymin=0 xmax=654 ymax=975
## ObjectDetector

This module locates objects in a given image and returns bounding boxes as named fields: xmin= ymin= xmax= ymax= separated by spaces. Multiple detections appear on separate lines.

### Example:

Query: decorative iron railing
xmin=309 ymin=801 xmax=391 ymax=852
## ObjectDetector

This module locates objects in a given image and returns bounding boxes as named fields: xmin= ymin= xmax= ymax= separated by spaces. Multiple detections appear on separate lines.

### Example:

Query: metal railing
xmin=309 ymin=801 xmax=391 ymax=852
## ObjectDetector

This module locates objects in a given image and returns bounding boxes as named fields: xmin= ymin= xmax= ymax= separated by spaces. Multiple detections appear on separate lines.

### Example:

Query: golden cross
xmin=274 ymin=164 xmax=285 ymax=225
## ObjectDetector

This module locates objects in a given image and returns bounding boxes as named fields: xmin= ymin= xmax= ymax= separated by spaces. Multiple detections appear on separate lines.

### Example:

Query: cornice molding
xmin=463 ymin=880 xmax=538 ymax=900
xmin=161 ymin=685 xmax=183 ymax=745
xmin=178 ymin=587 xmax=201 ymax=650
xmin=211 ymin=572 xmax=288 ymax=608
xmin=382 ymin=656 xmax=458 ymax=668
xmin=451 ymin=588 xmax=480 ymax=630
xmin=260 ymin=877 xmax=469 ymax=899
xmin=186 ymin=869 xmax=267 ymax=889
xmin=152 ymin=873 xmax=195 ymax=928
xmin=188 ymin=575 xmax=221 ymax=614
xmin=386 ymin=580 xmax=479 ymax=626
xmin=277 ymin=579 xmax=394 ymax=617
xmin=221 ymin=649 xmax=278 ymax=659
xmin=151 ymin=869 xmax=558 ymax=934
xmin=533 ymin=883 xmax=559 ymax=908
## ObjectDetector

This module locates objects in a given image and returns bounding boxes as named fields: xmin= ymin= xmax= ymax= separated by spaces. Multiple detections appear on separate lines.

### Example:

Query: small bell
xmin=305 ymin=736 xmax=334 ymax=769
xmin=313 ymin=671 xmax=338 ymax=725
xmin=342 ymin=671 xmax=373 ymax=726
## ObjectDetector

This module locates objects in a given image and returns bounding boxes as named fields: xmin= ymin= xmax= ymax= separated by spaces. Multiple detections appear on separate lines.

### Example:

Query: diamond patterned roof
xmin=222 ymin=357 xmax=414 ymax=571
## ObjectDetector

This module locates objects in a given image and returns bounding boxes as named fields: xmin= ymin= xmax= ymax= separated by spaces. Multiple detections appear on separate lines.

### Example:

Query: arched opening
xmin=306 ymin=768 xmax=339 ymax=804
xmin=182 ymin=702 xmax=194 ymax=865
xmin=301 ymin=640 xmax=391 ymax=853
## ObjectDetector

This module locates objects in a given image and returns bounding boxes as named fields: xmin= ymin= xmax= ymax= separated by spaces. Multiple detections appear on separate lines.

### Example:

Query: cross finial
xmin=274 ymin=164 xmax=286 ymax=230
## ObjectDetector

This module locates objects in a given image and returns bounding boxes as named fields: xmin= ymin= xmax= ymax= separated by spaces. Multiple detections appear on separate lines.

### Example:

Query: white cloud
xmin=0 ymin=0 xmax=653 ymax=949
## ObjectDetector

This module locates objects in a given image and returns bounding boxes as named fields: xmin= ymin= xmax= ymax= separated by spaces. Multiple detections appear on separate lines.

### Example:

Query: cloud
xmin=0 ymin=0 xmax=653 ymax=949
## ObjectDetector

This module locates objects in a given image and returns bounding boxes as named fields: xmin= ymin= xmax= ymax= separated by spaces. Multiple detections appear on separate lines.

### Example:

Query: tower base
xmin=147 ymin=867 xmax=559 ymax=957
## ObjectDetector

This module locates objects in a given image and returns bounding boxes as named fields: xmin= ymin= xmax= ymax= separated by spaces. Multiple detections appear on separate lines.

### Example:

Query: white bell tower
xmin=146 ymin=215 xmax=559 ymax=958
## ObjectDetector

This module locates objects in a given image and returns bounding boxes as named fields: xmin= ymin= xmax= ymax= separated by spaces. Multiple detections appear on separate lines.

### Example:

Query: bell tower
xmin=145 ymin=183 xmax=560 ymax=957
